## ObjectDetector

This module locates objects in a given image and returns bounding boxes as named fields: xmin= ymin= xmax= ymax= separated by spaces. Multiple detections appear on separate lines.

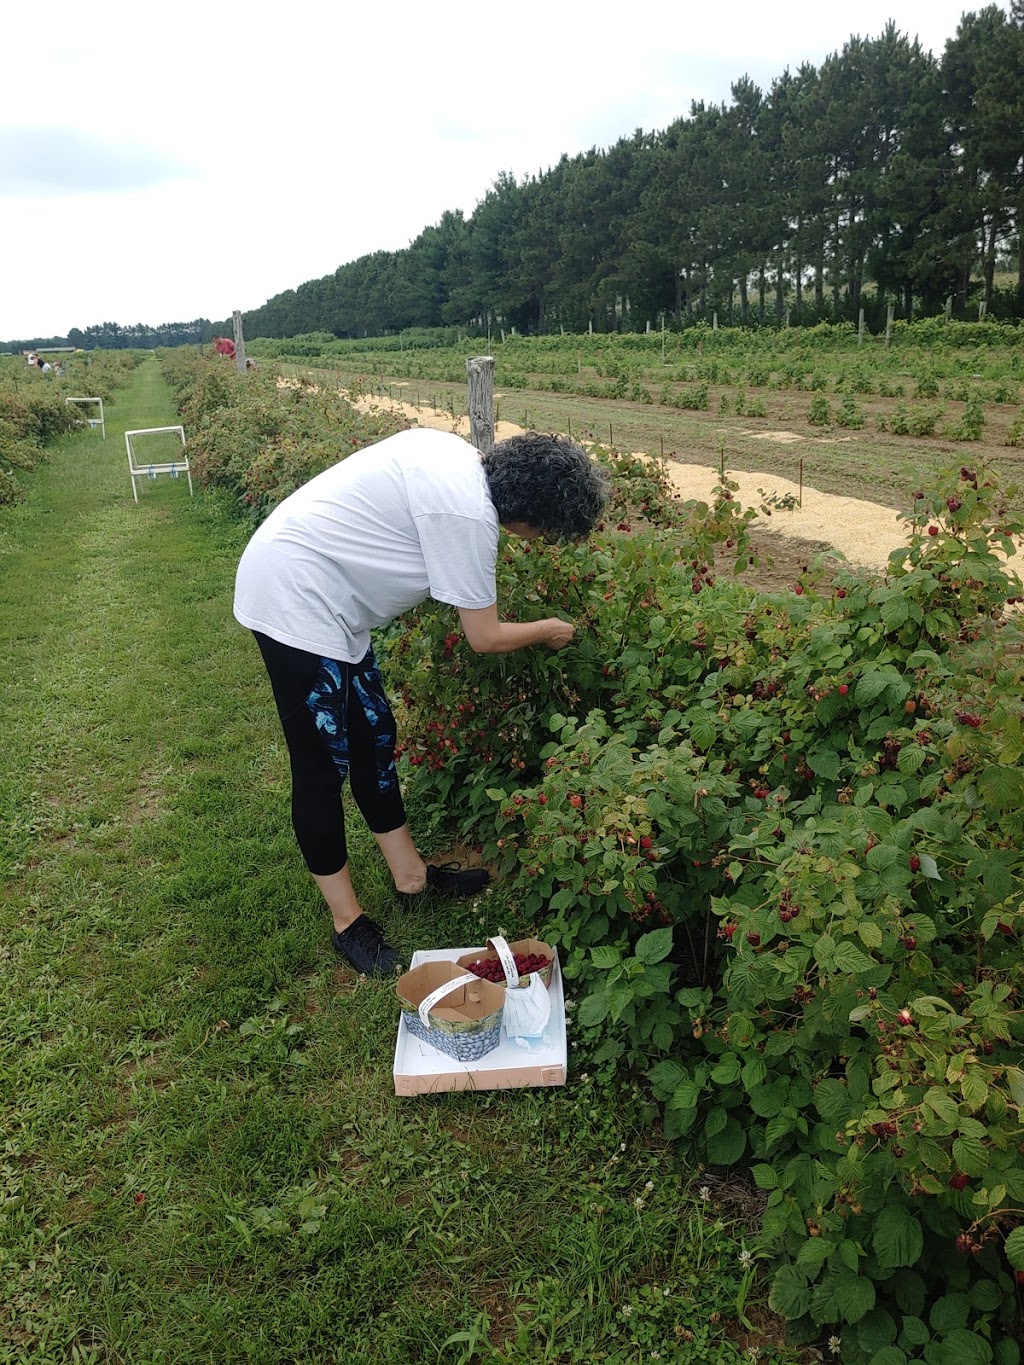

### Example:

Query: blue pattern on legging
xmin=304 ymin=648 xmax=398 ymax=795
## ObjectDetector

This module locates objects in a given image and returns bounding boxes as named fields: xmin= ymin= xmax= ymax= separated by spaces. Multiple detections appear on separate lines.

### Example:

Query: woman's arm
xmin=458 ymin=604 xmax=575 ymax=654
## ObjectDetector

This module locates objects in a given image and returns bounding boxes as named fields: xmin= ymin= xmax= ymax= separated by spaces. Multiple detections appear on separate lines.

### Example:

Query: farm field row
xmin=274 ymin=354 xmax=1024 ymax=520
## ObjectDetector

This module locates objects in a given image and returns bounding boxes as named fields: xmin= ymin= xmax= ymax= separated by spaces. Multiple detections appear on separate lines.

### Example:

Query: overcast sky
xmin=2 ymin=0 xmax=994 ymax=341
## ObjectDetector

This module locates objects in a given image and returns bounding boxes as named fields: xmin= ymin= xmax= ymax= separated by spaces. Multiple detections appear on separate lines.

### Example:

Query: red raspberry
xmin=948 ymin=1173 xmax=969 ymax=1190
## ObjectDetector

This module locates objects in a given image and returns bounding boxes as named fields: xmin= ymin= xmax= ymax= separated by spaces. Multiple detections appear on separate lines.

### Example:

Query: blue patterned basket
xmin=397 ymin=961 xmax=505 ymax=1063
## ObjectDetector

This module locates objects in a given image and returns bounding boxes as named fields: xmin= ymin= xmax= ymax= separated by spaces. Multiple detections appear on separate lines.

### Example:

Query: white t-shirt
xmin=233 ymin=427 xmax=499 ymax=661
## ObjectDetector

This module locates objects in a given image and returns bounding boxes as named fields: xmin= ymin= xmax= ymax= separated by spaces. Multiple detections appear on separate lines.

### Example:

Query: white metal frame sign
xmin=65 ymin=396 xmax=105 ymax=439
xmin=125 ymin=425 xmax=193 ymax=503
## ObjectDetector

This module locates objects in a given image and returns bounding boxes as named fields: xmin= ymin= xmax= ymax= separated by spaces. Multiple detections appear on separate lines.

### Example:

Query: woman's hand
xmin=542 ymin=618 xmax=575 ymax=650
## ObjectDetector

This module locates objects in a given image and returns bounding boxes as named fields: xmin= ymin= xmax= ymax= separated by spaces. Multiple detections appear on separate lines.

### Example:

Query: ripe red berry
xmin=746 ymin=932 xmax=761 ymax=947
xmin=836 ymin=588 xmax=847 ymax=599
xmin=569 ymin=794 xmax=583 ymax=808
xmin=927 ymin=525 xmax=939 ymax=536
xmin=640 ymin=836 xmax=652 ymax=849
xmin=838 ymin=683 xmax=849 ymax=695
xmin=795 ymin=584 xmax=804 ymax=595
xmin=949 ymin=1173 xmax=969 ymax=1190
xmin=909 ymin=855 xmax=921 ymax=872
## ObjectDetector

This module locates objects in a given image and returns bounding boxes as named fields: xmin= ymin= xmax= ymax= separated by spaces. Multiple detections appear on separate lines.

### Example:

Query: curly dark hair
xmin=481 ymin=432 xmax=608 ymax=540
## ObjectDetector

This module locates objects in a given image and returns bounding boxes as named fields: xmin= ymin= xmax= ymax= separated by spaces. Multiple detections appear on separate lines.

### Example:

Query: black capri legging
xmin=254 ymin=631 xmax=407 ymax=876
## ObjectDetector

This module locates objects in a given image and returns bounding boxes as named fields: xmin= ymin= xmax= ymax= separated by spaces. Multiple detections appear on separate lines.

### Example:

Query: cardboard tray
xmin=393 ymin=946 xmax=568 ymax=1095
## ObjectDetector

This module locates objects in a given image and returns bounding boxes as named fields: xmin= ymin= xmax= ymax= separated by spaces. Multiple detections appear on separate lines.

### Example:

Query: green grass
xmin=0 ymin=359 xmax=800 ymax=1364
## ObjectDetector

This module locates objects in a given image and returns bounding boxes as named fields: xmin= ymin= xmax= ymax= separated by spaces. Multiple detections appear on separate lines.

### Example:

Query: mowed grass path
xmin=0 ymin=360 xmax=797 ymax=1365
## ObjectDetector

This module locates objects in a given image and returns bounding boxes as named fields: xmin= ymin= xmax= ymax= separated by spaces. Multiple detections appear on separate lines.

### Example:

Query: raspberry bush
xmin=388 ymin=454 xmax=1024 ymax=1361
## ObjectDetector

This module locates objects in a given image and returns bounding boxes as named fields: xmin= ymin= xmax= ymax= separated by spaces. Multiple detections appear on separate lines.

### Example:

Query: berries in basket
xmin=456 ymin=936 xmax=555 ymax=989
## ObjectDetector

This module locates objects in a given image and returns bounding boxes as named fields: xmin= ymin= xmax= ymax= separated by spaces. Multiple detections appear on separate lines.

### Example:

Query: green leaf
xmin=866 ymin=843 xmax=899 ymax=871
xmin=741 ymin=1057 xmax=768 ymax=1091
xmin=689 ymin=712 xmax=718 ymax=750
xmin=978 ymin=765 xmax=1024 ymax=811
xmin=835 ymin=1268 xmax=876 ymax=1323
xmin=934 ymin=1329 xmax=993 ymax=1365
xmin=606 ymin=982 xmax=634 ymax=1022
xmin=577 ymin=993 xmax=609 ymax=1027
xmin=952 ymin=1134 xmax=989 ymax=1177
xmin=795 ymin=1237 xmax=832 ymax=1270
xmin=868 ymin=1350 xmax=908 ymax=1365
xmin=962 ymin=1071 xmax=988 ymax=1113
xmin=769 ymin=1265 xmax=812 ymax=1320
xmin=814 ymin=1079 xmax=855 ymax=1125
xmin=590 ymin=945 xmax=621 ymax=970
xmin=858 ymin=1307 xmax=898 ymax=1352
xmin=881 ymin=595 xmax=910 ymax=629
xmin=647 ymin=1059 xmax=689 ymax=1095
xmin=994 ymin=1341 xmax=1022 ymax=1365
xmin=834 ymin=940 xmax=876 ymax=974
xmin=704 ymin=1105 xmax=728 ymax=1138
xmin=635 ymin=927 xmax=673 ymax=964
xmin=814 ymin=933 xmax=837 ymax=965
xmin=705 ymin=1115 xmax=747 ymax=1166
xmin=900 ymin=1316 xmax=930 ymax=1347
xmin=711 ymin=1053 xmax=742 ymax=1085
xmin=751 ymin=1163 xmax=778 ymax=1190
xmin=1004 ymin=1226 xmax=1024 ymax=1271
xmin=807 ymin=746 xmax=840 ymax=779
xmin=970 ymin=1279 xmax=1003 ymax=1312
xmin=1005 ymin=1067 xmax=1024 ymax=1109
xmin=859 ymin=920 xmax=884 ymax=949
xmin=855 ymin=670 xmax=889 ymax=704
xmin=930 ymin=1293 xmax=970 ymax=1334
xmin=873 ymin=1205 xmax=923 ymax=1270
xmin=918 ymin=852 xmax=941 ymax=880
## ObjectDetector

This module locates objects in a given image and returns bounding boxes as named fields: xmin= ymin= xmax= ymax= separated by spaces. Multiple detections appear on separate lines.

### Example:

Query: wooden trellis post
xmin=466 ymin=355 xmax=495 ymax=453
xmin=232 ymin=310 xmax=247 ymax=373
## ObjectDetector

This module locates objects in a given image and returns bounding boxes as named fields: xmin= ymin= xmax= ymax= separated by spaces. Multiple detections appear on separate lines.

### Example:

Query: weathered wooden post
xmin=232 ymin=310 xmax=247 ymax=373
xmin=885 ymin=302 xmax=895 ymax=348
xmin=858 ymin=308 xmax=865 ymax=347
xmin=466 ymin=355 xmax=495 ymax=453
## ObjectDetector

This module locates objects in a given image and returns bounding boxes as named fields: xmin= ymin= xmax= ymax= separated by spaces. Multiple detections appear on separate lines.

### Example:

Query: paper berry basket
xmin=456 ymin=936 xmax=555 ymax=990
xmin=396 ymin=960 xmax=505 ymax=1063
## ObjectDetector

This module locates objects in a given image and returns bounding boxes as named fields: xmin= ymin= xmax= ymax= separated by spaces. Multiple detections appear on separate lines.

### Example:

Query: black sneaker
xmin=397 ymin=862 xmax=491 ymax=904
xmin=332 ymin=914 xmax=402 ymax=977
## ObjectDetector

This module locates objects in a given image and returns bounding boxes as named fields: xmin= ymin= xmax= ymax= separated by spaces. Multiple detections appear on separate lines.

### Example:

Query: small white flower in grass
xmin=634 ymin=1196 xmax=646 ymax=1209
xmin=738 ymin=1248 xmax=753 ymax=1267
xmin=620 ymin=1142 xmax=627 ymax=1152
xmin=645 ymin=1180 xmax=655 ymax=1192
xmin=580 ymin=1073 xmax=590 ymax=1083
xmin=621 ymin=1304 xmax=633 ymax=1317
xmin=661 ymin=1287 xmax=670 ymax=1297
xmin=650 ymin=1353 xmax=661 ymax=1360
xmin=747 ymin=1348 xmax=761 ymax=1363
xmin=698 ymin=1185 xmax=711 ymax=1202
xmin=497 ymin=926 xmax=506 ymax=936
xmin=828 ymin=1336 xmax=842 ymax=1356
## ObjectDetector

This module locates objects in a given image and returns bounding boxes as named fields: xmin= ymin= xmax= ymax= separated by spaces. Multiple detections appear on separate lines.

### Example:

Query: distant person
xmin=39 ymin=359 xmax=52 ymax=373
xmin=233 ymin=427 xmax=607 ymax=976
xmin=214 ymin=336 xmax=236 ymax=360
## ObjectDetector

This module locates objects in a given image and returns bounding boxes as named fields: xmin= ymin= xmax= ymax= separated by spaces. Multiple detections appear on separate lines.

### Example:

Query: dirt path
xmin=350 ymin=390 xmax=906 ymax=573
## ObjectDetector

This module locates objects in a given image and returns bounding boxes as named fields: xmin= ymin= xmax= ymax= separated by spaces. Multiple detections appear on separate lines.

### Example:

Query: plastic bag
xmin=502 ymin=972 xmax=551 ymax=1050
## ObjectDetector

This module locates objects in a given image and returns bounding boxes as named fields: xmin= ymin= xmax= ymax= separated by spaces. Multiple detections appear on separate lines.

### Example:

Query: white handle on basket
xmin=417 ymin=973 xmax=479 ymax=1029
xmin=488 ymin=936 xmax=520 ymax=986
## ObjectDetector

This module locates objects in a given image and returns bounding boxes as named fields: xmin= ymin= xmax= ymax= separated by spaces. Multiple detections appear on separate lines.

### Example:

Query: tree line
xmin=2 ymin=320 xmax=222 ymax=354
xmin=244 ymin=8 xmax=1024 ymax=340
